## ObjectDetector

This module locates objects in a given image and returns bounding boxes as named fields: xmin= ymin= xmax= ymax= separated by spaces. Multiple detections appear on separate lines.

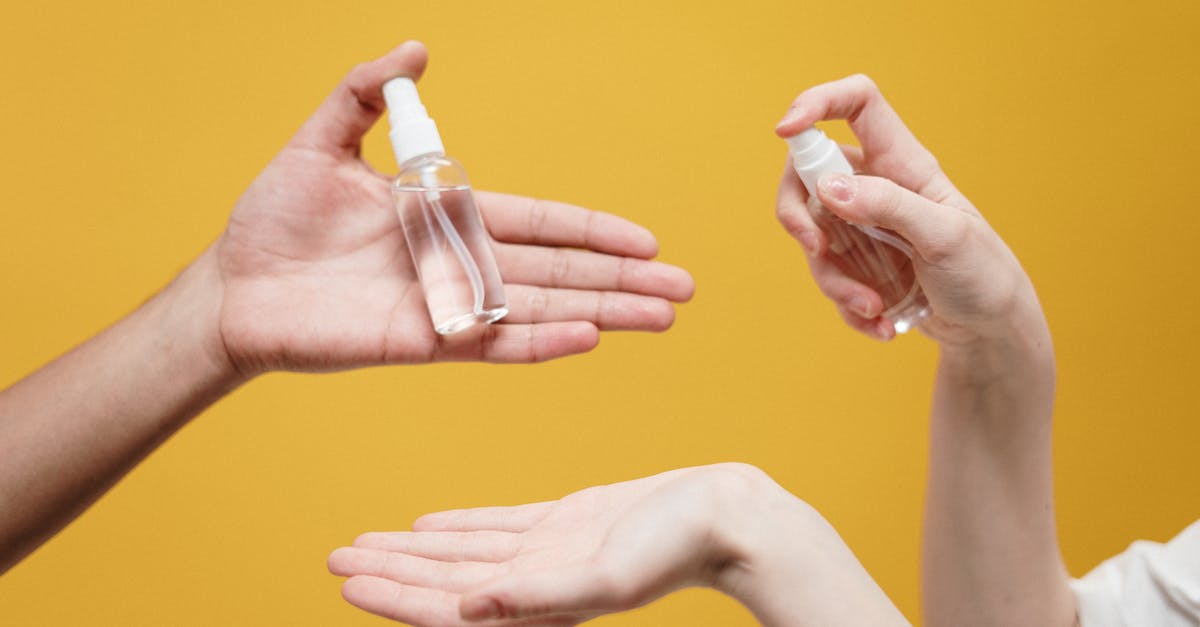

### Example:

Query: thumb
xmin=290 ymin=40 xmax=429 ymax=155
xmin=459 ymin=567 xmax=624 ymax=621
xmin=816 ymin=172 xmax=967 ymax=265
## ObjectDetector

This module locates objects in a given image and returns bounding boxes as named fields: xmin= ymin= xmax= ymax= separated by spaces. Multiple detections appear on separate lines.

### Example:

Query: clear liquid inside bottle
xmin=807 ymin=197 xmax=928 ymax=333
xmin=393 ymin=155 xmax=507 ymax=334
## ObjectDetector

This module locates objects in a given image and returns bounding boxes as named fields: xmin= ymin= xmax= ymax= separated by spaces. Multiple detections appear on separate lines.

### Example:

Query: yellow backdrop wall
xmin=2 ymin=1 xmax=1198 ymax=625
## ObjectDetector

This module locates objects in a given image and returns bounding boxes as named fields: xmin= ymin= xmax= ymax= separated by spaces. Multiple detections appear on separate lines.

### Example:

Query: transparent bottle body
xmin=393 ymin=154 xmax=507 ymax=334
xmin=807 ymin=197 xmax=928 ymax=333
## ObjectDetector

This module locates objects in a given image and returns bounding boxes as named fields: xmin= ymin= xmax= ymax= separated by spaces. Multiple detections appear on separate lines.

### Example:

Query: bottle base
xmin=889 ymin=307 xmax=928 ymax=334
xmin=434 ymin=307 xmax=509 ymax=335
xmin=883 ymin=282 xmax=929 ymax=335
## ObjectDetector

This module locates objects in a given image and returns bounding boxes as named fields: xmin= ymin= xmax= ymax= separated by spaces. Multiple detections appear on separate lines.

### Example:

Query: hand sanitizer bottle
xmin=787 ymin=127 xmax=928 ymax=333
xmin=383 ymin=78 xmax=507 ymax=335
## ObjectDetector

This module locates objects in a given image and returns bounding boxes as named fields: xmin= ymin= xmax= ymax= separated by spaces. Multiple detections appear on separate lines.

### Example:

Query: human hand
xmin=775 ymin=75 xmax=1043 ymax=348
xmin=212 ymin=41 xmax=693 ymax=376
xmin=328 ymin=463 xmax=908 ymax=627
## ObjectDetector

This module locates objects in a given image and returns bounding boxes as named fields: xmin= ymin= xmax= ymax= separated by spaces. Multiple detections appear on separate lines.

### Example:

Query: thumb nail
xmin=818 ymin=173 xmax=856 ymax=204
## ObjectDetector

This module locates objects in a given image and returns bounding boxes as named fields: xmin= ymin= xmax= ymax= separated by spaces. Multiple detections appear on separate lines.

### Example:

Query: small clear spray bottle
xmin=382 ymin=78 xmax=507 ymax=335
xmin=787 ymin=128 xmax=929 ymax=334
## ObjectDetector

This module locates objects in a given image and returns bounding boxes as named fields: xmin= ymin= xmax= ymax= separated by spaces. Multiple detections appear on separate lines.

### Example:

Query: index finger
xmin=413 ymin=501 xmax=556 ymax=533
xmin=775 ymin=74 xmax=951 ymax=199
xmin=477 ymin=192 xmax=659 ymax=260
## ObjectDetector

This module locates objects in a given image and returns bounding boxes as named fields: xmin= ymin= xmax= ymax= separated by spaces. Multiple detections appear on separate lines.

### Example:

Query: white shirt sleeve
xmin=1071 ymin=519 xmax=1200 ymax=627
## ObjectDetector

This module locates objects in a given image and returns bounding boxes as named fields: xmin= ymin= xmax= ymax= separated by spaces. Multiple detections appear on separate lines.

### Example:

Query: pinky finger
xmin=433 ymin=322 xmax=599 ymax=364
xmin=342 ymin=576 xmax=465 ymax=625
xmin=503 ymin=286 xmax=676 ymax=331
xmin=835 ymin=306 xmax=895 ymax=342
xmin=809 ymin=257 xmax=885 ymax=321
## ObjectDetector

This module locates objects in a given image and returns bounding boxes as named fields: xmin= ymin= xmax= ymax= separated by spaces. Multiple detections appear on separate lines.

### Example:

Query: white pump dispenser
xmin=382 ymin=78 xmax=445 ymax=164
xmin=786 ymin=127 xmax=928 ymax=334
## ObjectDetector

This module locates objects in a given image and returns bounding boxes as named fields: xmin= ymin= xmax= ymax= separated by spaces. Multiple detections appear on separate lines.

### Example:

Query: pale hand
xmin=774 ymin=74 xmax=1041 ymax=347
xmin=328 ymin=463 xmax=909 ymax=627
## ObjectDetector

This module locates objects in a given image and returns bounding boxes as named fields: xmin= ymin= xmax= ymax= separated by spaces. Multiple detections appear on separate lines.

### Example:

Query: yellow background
xmin=2 ymin=1 xmax=1198 ymax=624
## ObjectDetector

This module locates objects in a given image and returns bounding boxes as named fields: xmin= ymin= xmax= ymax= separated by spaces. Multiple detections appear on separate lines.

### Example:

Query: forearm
xmin=714 ymin=472 xmax=910 ymax=627
xmin=0 ymin=245 xmax=243 ymax=573
xmin=922 ymin=306 xmax=1074 ymax=627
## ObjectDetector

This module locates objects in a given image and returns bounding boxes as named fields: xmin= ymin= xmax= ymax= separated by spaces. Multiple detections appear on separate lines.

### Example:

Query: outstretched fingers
xmin=414 ymin=502 xmax=556 ymax=533
xmin=478 ymin=193 xmax=660 ymax=260
xmin=431 ymin=323 xmax=599 ymax=364
xmin=329 ymin=547 xmax=501 ymax=592
xmin=493 ymin=244 xmax=694 ymax=303
xmin=502 ymin=286 xmax=676 ymax=331
xmin=352 ymin=530 xmax=523 ymax=563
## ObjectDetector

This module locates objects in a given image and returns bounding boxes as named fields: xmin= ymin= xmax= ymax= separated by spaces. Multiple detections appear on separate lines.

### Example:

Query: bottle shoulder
xmin=393 ymin=153 xmax=471 ymax=190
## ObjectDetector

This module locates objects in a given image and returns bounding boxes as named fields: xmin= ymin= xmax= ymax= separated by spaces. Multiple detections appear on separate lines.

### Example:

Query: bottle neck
xmin=400 ymin=150 xmax=446 ymax=168
xmin=389 ymin=118 xmax=445 ymax=167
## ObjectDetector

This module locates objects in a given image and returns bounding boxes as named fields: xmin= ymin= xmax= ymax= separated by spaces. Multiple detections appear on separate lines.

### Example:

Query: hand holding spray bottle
xmin=383 ymin=78 xmax=508 ymax=334
xmin=786 ymin=128 xmax=928 ymax=333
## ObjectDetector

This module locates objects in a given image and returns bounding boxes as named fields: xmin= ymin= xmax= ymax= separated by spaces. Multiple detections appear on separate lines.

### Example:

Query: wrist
xmin=705 ymin=465 xmax=910 ymax=627
xmin=147 ymin=243 xmax=248 ymax=391
xmin=936 ymin=300 xmax=1054 ymax=389
xmin=704 ymin=467 xmax=825 ymax=619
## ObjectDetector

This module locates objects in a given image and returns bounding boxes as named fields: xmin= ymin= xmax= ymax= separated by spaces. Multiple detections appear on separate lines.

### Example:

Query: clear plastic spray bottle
xmin=383 ymin=78 xmax=507 ymax=335
xmin=787 ymin=128 xmax=928 ymax=333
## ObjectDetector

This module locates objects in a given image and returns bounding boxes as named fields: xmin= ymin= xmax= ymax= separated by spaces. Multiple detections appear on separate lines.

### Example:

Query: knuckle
xmin=848 ymin=72 xmax=878 ymax=91
xmin=846 ymin=73 xmax=881 ymax=101
xmin=581 ymin=208 xmax=597 ymax=250
xmin=344 ymin=62 xmax=374 ymax=91
xmin=614 ymin=256 xmax=632 ymax=291
xmin=526 ymin=289 xmax=551 ymax=321
xmin=549 ymin=249 xmax=571 ymax=285
xmin=347 ymin=61 xmax=371 ymax=80
xmin=593 ymin=292 xmax=609 ymax=327
xmin=525 ymin=324 xmax=539 ymax=363
xmin=861 ymin=178 xmax=904 ymax=222
xmin=705 ymin=462 xmax=770 ymax=494
xmin=776 ymin=204 xmax=807 ymax=235
xmin=922 ymin=214 xmax=972 ymax=265
xmin=527 ymin=197 xmax=550 ymax=239
xmin=712 ymin=461 xmax=767 ymax=479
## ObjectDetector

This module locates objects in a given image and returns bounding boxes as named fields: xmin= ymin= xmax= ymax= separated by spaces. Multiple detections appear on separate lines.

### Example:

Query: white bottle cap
xmin=382 ymin=77 xmax=445 ymax=165
xmin=786 ymin=127 xmax=854 ymax=195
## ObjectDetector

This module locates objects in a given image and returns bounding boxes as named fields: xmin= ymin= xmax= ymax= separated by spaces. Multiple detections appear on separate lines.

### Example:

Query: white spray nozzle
xmin=785 ymin=126 xmax=854 ymax=195
xmin=382 ymin=77 xmax=445 ymax=166
xmin=785 ymin=127 xmax=825 ymax=155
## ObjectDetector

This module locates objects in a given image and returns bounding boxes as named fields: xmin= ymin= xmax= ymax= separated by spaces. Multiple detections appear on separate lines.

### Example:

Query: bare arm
xmin=775 ymin=75 xmax=1075 ymax=626
xmin=0 ymin=41 xmax=694 ymax=574
xmin=329 ymin=463 xmax=910 ymax=627
xmin=924 ymin=304 xmax=1074 ymax=626
xmin=0 ymin=247 xmax=240 ymax=572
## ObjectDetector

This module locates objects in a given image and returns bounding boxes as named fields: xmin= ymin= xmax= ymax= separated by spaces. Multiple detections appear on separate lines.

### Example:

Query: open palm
xmin=214 ymin=42 xmax=693 ymax=375
xmin=329 ymin=466 xmax=749 ymax=625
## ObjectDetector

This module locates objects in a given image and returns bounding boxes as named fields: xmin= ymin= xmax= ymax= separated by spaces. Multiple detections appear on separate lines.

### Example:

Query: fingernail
xmin=875 ymin=319 xmax=895 ymax=342
xmin=851 ymin=295 xmax=874 ymax=319
xmin=818 ymin=173 xmax=855 ymax=204
xmin=798 ymin=232 xmax=819 ymax=257
xmin=775 ymin=106 xmax=806 ymax=131
xmin=461 ymin=596 xmax=505 ymax=620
